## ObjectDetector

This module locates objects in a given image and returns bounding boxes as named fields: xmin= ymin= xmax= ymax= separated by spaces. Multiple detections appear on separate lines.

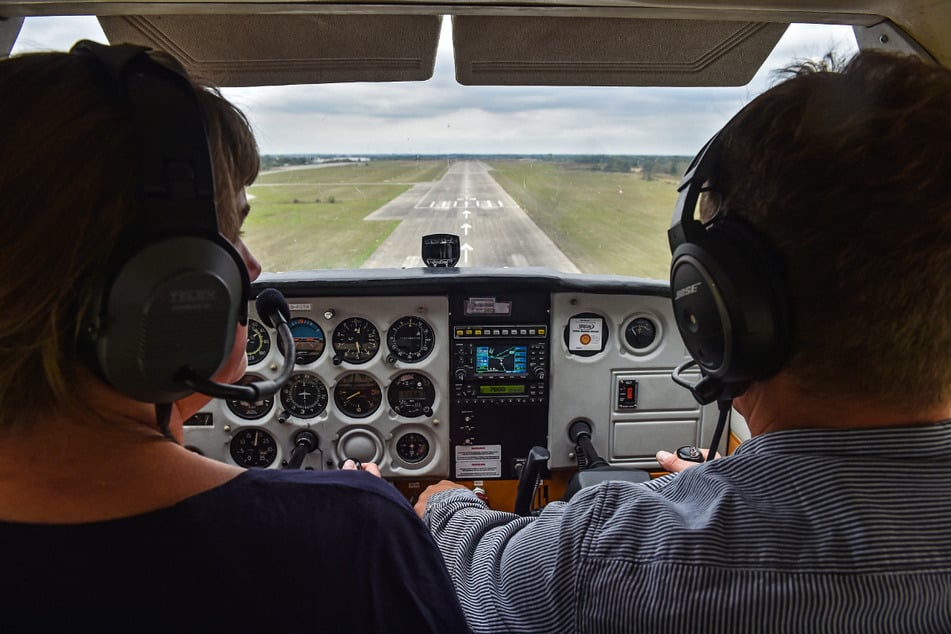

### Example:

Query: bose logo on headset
xmin=667 ymin=122 xmax=793 ymax=404
xmin=675 ymin=282 xmax=702 ymax=301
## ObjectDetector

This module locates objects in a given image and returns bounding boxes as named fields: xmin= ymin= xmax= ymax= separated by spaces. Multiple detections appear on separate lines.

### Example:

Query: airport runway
xmin=360 ymin=160 xmax=580 ymax=271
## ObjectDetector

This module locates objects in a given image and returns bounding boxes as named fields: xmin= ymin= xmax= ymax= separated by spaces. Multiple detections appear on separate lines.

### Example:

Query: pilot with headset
xmin=413 ymin=50 xmax=951 ymax=633
xmin=0 ymin=42 xmax=469 ymax=631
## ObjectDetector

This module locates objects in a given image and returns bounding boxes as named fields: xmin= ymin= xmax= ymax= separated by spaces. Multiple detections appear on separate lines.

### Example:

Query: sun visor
xmin=453 ymin=16 xmax=787 ymax=86
xmin=99 ymin=14 xmax=442 ymax=87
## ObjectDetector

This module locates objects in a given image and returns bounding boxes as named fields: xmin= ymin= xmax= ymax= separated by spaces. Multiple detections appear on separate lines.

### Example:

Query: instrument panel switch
xmin=617 ymin=379 xmax=638 ymax=409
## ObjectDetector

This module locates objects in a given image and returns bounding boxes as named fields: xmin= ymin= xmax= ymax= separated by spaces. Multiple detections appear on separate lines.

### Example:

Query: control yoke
xmin=513 ymin=446 xmax=550 ymax=516
xmin=562 ymin=419 xmax=649 ymax=502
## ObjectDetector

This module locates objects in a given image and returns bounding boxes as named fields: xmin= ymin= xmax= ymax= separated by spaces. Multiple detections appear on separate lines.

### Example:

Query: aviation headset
xmin=72 ymin=40 xmax=250 ymax=404
xmin=667 ymin=121 xmax=793 ymax=405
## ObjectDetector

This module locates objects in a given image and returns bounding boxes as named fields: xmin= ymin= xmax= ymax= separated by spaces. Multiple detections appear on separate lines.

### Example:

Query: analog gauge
xmin=278 ymin=317 xmax=325 ymax=365
xmin=279 ymin=373 xmax=328 ymax=419
xmin=333 ymin=372 xmax=382 ymax=418
xmin=387 ymin=372 xmax=436 ymax=418
xmin=226 ymin=375 xmax=274 ymax=420
xmin=246 ymin=319 xmax=271 ymax=365
xmin=332 ymin=317 xmax=380 ymax=364
xmin=396 ymin=432 xmax=430 ymax=464
xmin=386 ymin=316 xmax=435 ymax=362
xmin=624 ymin=317 xmax=658 ymax=350
xmin=229 ymin=428 xmax=278 ymax=468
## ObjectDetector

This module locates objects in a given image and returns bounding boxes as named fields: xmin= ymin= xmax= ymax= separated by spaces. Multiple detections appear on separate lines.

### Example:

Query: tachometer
xmin=279 ymin=317 xmax=325 ymax=365
xmin=279 ymin=373 xmax=328 ymax=419
xmin=332 ymin=317 xmax=380 ymax=364
xmin=387 ymin=372 xmax=435 ymax=418
xmin=246 ymin=319 xmax=270 ymax=365
xmin=386 ymin=316 xmax=435 ymax=362
xmin=333 ymin=372 xmax=382 ymax=418
xmin=229 ymin=428 xmax=278 ymax=468
xmin=226 ymin=375 xmax=274 ymax=420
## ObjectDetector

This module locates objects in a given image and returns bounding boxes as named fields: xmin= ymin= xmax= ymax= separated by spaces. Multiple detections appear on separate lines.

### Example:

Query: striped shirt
xmin=425 ymin=422 xmax=951 ymax=633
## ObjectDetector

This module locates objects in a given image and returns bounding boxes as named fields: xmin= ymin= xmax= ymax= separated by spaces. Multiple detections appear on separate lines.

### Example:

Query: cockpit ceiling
xmin=2 ymin=1 xmax=950 ymax=81
xmin=98 ymin=14 xmax=787 ymax=87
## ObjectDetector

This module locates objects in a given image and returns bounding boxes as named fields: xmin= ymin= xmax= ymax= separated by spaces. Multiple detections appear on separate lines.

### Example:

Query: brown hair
xmin=713 ymin=50 xmax=951 ymax=411
xmin=0 ymin=49 xmax=259 ymax=428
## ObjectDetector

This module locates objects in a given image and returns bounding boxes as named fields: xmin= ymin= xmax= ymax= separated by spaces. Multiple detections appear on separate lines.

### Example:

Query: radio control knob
xmin=455 ymin=369 xmax=468 ymax=381
xmin=533 ymin=367 xmax=546 ymax=380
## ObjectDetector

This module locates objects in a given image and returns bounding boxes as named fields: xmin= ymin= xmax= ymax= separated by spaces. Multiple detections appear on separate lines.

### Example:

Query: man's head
xmin=706 ymin=50 xmax=951 ymax=414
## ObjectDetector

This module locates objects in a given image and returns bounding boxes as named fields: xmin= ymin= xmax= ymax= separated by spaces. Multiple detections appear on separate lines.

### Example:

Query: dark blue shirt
xmin=2 ymin=468 xmax=470 ymax=633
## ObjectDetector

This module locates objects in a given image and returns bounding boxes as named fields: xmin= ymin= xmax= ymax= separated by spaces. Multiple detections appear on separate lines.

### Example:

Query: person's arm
xmin=417 ymin=483 xmax=603 ymax=633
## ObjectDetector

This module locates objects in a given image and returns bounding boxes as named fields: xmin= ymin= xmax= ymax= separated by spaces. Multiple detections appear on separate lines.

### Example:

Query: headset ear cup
xmin=89 ymin=236 xmax=246 ymax=403
xmin=670 ymin=218 xmax=790 ymax=383
xmin=670 ymin=242 xmax=733 ymax=377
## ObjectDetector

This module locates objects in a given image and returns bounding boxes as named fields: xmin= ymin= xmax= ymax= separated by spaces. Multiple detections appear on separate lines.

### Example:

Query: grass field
xmin=243 ymin=159 xmax=678 ymax=279
xmin=486 ymin=160 xmax=677 ymax=279
xmin=243 ymin=160 xmax=449 ymax=271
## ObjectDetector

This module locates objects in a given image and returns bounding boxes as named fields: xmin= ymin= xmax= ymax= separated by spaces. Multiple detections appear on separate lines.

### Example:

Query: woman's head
xmin=0 ymin=46 xmax=260 ymax=428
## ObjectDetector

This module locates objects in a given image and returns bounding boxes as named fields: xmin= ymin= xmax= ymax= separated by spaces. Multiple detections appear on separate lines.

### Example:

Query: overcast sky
xmin=11 ymin=16 xmax=857 ymax=155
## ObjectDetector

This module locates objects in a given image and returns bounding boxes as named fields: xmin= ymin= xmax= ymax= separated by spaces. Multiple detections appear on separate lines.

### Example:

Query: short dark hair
xmin=713 ymin=50 xmax=951 ymax=412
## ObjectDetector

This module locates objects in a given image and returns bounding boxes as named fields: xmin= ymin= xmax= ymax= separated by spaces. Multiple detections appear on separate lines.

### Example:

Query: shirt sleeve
xmin=424 ymin=486 xmax=606 ymax=633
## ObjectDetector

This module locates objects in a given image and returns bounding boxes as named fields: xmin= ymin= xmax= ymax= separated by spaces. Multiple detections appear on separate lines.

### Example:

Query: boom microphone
xmin=255 ymin=287 xmax=292 ymax=328
xmin=179 ymin=288 xmax=296 ymax=401
xmin=670 ymin=359 xmax=737 ymax=462
xmin=671 ymin=359 xmax=748 ymax=405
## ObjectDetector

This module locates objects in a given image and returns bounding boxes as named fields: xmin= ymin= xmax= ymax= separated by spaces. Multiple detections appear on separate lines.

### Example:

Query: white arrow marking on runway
xmin=461 ymin=243 xmax=473 ymax=264
xmin=461 ymin=223 xmax=472 ymax=235
xmin=462 ymin=210 xmax=471 ymax=218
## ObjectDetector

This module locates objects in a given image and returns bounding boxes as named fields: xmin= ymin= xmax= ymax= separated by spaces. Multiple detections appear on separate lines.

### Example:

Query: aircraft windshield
xmin=13 ymin=17 xmax=858 ymax=279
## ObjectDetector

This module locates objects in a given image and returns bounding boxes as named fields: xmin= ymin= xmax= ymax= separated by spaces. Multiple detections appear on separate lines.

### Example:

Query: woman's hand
xmin=341 ymin=459 xmax=382 ymax=478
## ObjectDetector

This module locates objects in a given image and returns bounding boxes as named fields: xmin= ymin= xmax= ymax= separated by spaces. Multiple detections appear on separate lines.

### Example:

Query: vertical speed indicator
xmin=386 ymin=316 xmax=435 ymax=362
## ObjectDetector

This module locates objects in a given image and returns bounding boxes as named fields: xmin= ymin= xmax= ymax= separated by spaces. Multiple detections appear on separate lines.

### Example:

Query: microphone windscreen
xmin=255 ymin=288 xmax=291 ymax=328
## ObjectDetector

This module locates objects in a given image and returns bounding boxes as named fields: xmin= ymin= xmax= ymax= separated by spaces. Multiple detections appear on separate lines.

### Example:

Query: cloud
xmin=11 ymin=16 xmax=857 ymax=154
xmin=10 ymin=15 xmax=106 ymax=53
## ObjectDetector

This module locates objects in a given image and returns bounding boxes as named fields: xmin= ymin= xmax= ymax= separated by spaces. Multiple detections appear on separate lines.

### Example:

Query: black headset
xmin=72 ymin=40 xmax=250 ymax=404
xmin=667 ymin=126 xmax=792 ymax=405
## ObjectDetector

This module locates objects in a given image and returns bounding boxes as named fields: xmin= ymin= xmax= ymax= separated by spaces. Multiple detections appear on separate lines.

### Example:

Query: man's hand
xmin=655 ymin=448 xmax=718 ymax=473
xmin=414 ymin=480 xmax=469 ymax=519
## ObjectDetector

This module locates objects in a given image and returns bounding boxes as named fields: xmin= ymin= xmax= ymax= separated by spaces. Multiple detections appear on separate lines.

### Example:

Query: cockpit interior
xmin=3 ymin=0 xmax=946 ymax=512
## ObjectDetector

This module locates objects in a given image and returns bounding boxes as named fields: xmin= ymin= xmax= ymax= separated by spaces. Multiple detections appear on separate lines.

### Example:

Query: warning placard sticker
xmin=455 ymin=445 xmax=502 ymax=479
xmin=568 ymin=316 xmax=604 ymax=352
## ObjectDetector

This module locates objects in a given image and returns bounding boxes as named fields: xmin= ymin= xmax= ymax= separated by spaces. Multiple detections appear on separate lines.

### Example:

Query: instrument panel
xmin=186 ymin=294 xmax=451 ymax=476
xmin=184 ymin=269 xmax=722 ymax=480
